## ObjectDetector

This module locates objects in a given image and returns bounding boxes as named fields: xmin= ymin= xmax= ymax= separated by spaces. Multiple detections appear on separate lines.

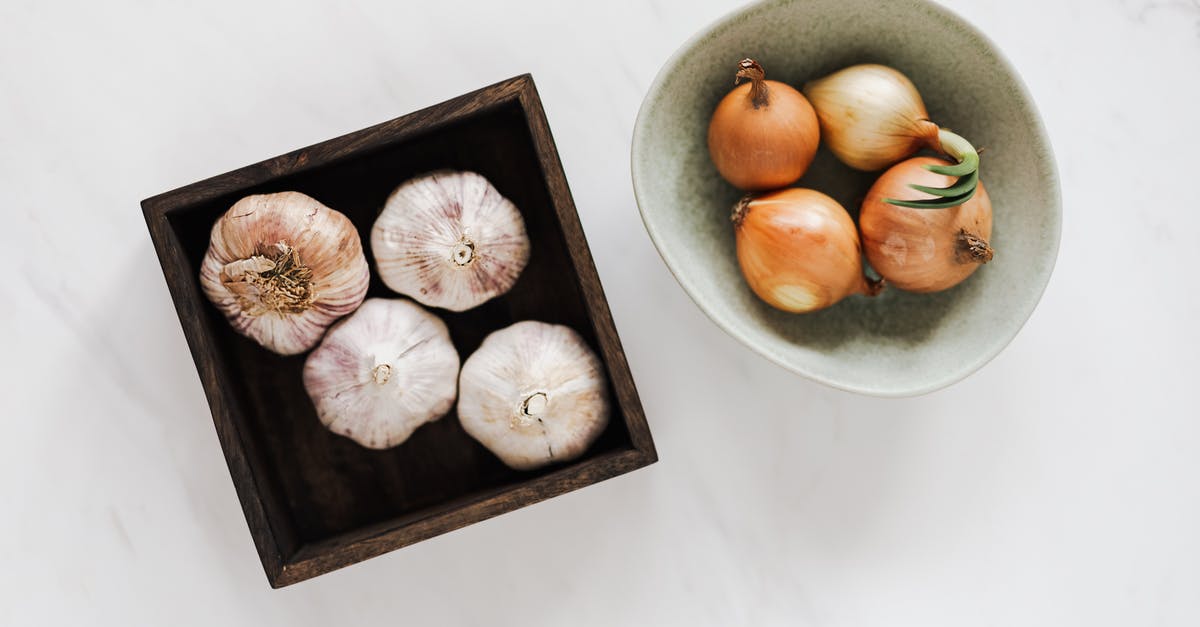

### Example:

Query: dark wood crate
xmin=141 ymin=75 xmax=656 ymax=587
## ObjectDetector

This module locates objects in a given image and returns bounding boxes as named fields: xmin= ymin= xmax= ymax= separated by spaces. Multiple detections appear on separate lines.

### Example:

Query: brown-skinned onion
xmin=733 ymin=188 xmax=882 ymax=312
xmin=708 ymin=59 xmax=820 ymax=191
xmin=860 ymin=156 xmax=994 ymax=293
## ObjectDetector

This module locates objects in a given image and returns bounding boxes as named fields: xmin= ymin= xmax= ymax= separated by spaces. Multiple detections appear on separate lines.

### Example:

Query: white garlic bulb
xmin=199 ymin=191 xmax=370 ymax=355
xmin=371 ymin=170 xmax=531 ymax=312
xmin=302 ymin=298 xmax=460 ymax=449
xmin=457 ymin=321 xmax=609 ymax=471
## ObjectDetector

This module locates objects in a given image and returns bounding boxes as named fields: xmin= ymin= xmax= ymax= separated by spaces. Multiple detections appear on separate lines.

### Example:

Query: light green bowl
xmin=631 ymin=0 xmax=1060 ymax=397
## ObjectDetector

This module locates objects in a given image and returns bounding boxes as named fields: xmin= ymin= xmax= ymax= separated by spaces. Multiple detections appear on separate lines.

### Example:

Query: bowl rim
xmin=630 ymin=0 xmax=1062 ymax=397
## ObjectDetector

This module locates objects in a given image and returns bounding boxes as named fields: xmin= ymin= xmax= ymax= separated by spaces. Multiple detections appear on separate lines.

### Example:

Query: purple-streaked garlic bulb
xmin=457 ymin=321 xmax=609 ymax=471
xmin=370 ymin=170 xmax=531 ymax=312
xmin=302 ymin=298 xmax=460 ymax=449
xmin=199 ymin=191 xmax=370 ymax=355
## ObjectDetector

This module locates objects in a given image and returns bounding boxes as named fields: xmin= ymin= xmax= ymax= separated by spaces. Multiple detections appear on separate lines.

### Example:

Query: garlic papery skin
xmin=457 ymin=321 xmax=609 ymax=471
xmin=802 ymin=64 xmax=939 ymax=171
xmin=371 ymin=171 xmax=531 ymax=312
xmin=302 ymin=298 xmax=460 ymax=449
xmin=199 ymin=191 xmax=370 ymax=355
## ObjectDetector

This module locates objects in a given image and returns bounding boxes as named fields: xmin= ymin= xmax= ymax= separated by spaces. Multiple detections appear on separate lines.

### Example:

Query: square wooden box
xmin=142 ymin=75 xmax=656 ymax=587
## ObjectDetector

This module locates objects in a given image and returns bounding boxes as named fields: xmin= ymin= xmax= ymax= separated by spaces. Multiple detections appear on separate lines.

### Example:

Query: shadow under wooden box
xmin=141 ymin=74 xmax=656 ymax=587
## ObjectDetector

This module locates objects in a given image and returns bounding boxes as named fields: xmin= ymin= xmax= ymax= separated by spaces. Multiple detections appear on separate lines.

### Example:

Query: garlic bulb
xmin=371 ymin=171 xmax=531 ymax=312
xmin=199 ymin=191 xmax=370 ymax=355
xmin=302 ymin=298 xmax=460 ymax=449
xmin=458 ymin=321 xmax=609 ymax=471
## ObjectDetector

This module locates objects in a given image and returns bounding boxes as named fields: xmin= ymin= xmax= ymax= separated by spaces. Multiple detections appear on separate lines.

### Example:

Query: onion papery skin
xmin=734 ymin=188 xmax=881 ymax=313
xmin=860 ymin=157 xmax=994 ymax=293
xmin=708 ymin=61 xmax=820 ymax=191
xmin=802 ymin=64 xmax=939 ymax=172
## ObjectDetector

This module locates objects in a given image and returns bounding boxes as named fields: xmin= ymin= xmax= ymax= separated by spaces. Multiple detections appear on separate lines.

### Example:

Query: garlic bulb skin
xmin=371 ymin=171 xmax=531 ymax=312
xmin=302 ymin=298 xmax=460 ymax=449
xmin=199 ymin=191 xmax=370 ymax=355
xmin=458 ymin=321 xmax=609 ymax=471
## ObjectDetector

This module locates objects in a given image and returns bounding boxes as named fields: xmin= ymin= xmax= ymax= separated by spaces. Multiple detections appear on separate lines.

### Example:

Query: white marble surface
xmin=3 ymin=0 xmax=1199 ymax=624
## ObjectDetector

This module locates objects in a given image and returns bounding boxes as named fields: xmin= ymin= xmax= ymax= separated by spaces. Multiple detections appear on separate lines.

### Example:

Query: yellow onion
xmin=708 ymin=59 xmax=820 ymax=191
xmin=733 ymin=188 xmax=882 ymax=312
xmin=803 ymin=64 xmax=935 ymax=171
xmin=804 ymin=64 xmax=980 ymax=209
xmin=860 ymin=156 xmax=994 ymax=293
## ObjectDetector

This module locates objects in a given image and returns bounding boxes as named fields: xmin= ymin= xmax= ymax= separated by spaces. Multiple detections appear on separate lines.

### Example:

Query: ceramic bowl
xmin=631 ymin=0 xmax=1060 ymax=397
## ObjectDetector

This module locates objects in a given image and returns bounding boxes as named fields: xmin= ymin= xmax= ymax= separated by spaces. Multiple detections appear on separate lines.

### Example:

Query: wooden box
xmin=141 ymin=75 xmax=656 ymax=587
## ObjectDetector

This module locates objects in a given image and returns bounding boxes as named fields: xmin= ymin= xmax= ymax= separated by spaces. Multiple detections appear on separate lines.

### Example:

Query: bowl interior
xmin=632 ymin=0 xmax=1060 ymax=396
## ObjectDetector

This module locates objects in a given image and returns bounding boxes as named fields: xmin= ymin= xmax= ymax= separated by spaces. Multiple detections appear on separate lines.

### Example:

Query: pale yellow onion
xmin=802 ymin=64 xmax=939 ymax=171
xmin=199 ymin=191 xmax=370 ymax=355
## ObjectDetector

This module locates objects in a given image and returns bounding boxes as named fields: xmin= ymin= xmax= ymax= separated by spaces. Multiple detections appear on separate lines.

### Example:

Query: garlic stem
xmin=522 ymin=392 xmax=548 ymax=417
xmin=372 ymin=363 xmax=392 ymax=385
xmin=451 ymin=237 xmax=476 ymax=266
xmin=512 ymin=392 xmax=549 ymax=428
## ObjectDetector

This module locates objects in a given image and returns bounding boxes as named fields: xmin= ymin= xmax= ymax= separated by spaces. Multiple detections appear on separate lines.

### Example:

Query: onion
xmin=708 ymin=59 xmax=820 ymax=191
xmin=733 ymin=188 xmax=882 ymax=312
xmin=860 ymin=156 xmax=994 ymax=293
xmin=803 ymin=64 xmax=980 ymax=209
